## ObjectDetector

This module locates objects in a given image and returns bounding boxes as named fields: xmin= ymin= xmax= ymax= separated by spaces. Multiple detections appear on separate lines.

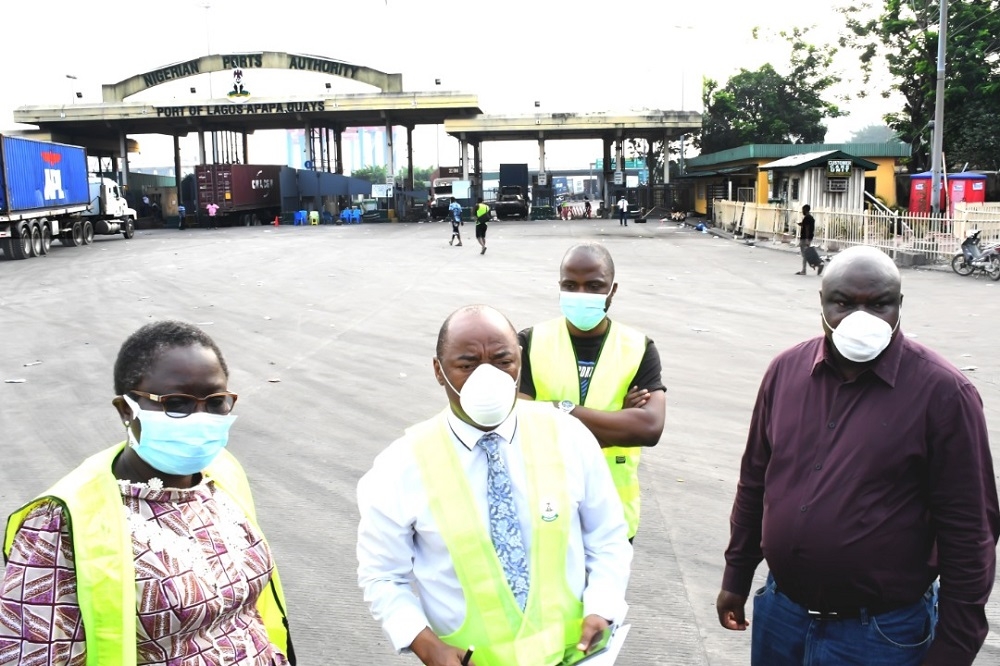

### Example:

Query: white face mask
xmin=439 ymin=362 xmax=518 ymax=428
xmin=823 ymin=310 xmax=898 ymax=363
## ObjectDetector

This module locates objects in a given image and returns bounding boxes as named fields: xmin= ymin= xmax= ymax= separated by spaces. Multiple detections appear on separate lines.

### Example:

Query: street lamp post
xmin=66 ymin=74 xmax=78 ymax=104
xmin=930 ymin=0 xmax=948 ymax=215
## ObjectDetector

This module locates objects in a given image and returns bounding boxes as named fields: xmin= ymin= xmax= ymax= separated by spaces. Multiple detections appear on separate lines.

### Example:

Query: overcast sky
xmin=0 ymin=0 xmax=897 ymax=171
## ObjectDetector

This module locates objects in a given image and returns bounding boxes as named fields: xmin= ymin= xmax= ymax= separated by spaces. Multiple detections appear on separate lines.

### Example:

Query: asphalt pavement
xmin=1 ymin=218 xmax=998 ymax=665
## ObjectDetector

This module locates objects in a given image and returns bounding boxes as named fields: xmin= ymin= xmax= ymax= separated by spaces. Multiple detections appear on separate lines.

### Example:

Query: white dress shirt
xmin=356 ymin=403 xmax=632 ymax=653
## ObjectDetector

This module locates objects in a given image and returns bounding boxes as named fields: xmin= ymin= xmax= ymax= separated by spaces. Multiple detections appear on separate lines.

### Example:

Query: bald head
xmin=561 ymin=243 xmax=615 ymax=280
xmin=436 ymin=305 xmax=517 ymax=358
xmin=821 ymin=246 xmax=901 ymax=292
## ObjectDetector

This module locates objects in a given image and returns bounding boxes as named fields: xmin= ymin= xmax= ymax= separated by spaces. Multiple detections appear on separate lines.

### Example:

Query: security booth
xmin=758 ymin=150 xmax=878 ymax=213
xmin=908 ymin=172 xmax=987 ymax=217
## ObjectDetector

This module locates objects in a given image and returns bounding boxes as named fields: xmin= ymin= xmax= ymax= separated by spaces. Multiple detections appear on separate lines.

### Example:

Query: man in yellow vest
xmin=519 ymin=243 xmax=666 ymax=541
xmin=357 ymin=305 xmax=631 ymax=666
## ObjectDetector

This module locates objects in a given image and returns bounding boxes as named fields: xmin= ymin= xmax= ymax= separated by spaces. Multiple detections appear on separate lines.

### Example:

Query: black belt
xmin=776 ymin=586 xmax=910 ymax=620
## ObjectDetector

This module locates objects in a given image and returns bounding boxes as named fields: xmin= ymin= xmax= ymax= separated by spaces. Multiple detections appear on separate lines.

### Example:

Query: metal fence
xmin=712 ymin=200 xmax=1000 ymax=264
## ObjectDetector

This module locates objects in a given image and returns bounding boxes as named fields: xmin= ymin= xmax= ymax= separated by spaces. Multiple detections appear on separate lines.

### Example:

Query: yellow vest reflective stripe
xmin=3 ymin=443 xmax=294 ymax=666
xmin=410 ymin=402 xmax=583 ymax=666
xmin=528 ymin=318 xmax=646 ymax=538
xmin=476 ymin=203 xmax=490 ymax=219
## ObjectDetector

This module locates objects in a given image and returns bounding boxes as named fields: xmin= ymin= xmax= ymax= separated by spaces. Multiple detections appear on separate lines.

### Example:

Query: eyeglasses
xmin=129 ymin=389 xmax=238 ymax=418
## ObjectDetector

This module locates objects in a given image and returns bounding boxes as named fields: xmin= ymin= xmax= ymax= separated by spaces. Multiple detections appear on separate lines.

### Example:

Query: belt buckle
xmin=807 ymin=609 xmax=840 ymax=620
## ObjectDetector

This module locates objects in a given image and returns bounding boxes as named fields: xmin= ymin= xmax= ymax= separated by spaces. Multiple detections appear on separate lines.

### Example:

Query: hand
xmin=716 ymin=590 xmax=749 ymax=630
xmin=409 ymin=627 xmax=474 ymax=666
xmin=623 ymin=385 xmax=650 ymax=409
xmin=575 ymin=614 xmax=610 ymax=654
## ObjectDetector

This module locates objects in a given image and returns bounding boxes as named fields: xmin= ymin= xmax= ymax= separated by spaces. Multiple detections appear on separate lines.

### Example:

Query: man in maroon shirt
xmin=717 ymin=246 xmax=999 ymax=666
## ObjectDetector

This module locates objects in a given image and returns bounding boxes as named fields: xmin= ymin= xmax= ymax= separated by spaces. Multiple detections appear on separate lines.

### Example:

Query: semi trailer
xmin=0 ymin=135 xmax=136 ymax=260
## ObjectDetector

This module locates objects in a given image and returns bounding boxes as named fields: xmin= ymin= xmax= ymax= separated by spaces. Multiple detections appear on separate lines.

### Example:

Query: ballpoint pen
xmin=461 ymin=645 xmax=475 ymax=666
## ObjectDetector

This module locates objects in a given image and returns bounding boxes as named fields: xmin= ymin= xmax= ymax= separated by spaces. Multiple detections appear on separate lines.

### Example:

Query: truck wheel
xmin=39 ymin=221 xmax=52 ymax=255
xmin=28 ymin=223 xmax=43 ymax=257
xmin=251 ymin=214 xmax=261 ymax=226
xmin=64 ymin=221 xmax=84 ymax=247
xmin=10 ymin=222 xmax=31 ymax=260
xmin=82 ymin=220 xmax=94 ymax=245
xmin=122 ymin=218 xmax=135 ymax=239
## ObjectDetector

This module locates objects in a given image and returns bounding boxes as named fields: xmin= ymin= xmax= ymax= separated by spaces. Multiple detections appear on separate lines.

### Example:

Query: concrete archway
xmin=101 ymin=51 xmax=403 ymax=102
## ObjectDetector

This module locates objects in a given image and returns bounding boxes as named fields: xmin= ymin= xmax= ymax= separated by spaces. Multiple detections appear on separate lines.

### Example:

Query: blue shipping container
xmin=0 ymin=135 xmax=90 ymax=214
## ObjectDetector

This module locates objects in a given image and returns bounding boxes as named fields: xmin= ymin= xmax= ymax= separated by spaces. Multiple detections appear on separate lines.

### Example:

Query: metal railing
xmin=712 ymin=200 xmax=1000 ymax=263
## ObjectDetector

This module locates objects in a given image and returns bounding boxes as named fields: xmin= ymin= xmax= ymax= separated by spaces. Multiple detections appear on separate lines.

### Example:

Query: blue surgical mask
xmin=122 ymin=394 xmax=237 ymax=476
xmin=560 ymin=290 xmax=610 ymax=331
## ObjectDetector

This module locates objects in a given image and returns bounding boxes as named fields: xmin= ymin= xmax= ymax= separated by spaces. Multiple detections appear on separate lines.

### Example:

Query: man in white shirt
xmin=617 ymin=196 xmax=629 ymax=226
xmin=357 ymin=305 xmax=632 ymax=666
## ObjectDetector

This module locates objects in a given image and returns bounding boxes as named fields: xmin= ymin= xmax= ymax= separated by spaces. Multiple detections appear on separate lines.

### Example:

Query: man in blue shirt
xmin=448 ymin=198 xmax=463 ymax=247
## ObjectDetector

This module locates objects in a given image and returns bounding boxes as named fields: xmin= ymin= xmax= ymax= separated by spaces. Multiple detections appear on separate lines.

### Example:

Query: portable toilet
xmin=909 ymin=172 xmax=987 ymax=216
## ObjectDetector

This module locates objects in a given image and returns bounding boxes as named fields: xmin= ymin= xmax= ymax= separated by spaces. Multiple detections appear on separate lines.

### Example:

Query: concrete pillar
xmin=118 ymin=130 xmax=129 ymax=188
xmin=538 ymin=137 xmax=546 ymax=175
xmin=602 ymin=138 xmax=613 ymax=211
xmin=173 ymin=135 xmax=182 ymax=220
xmin=405 ymin=125 xmax=414 ymax=192
xmin=460 ymin=137 xmax=469 ymax=180
xmin=663 ymin=131 xmax=670 ymax=186
xmin=385 ymin=120 xmax=395 ymax=185
xmin=334 ymin=128 xmax=343 ymax=174
xmin=242 ymin=131 xmax=249 ymax=164
xmin=473 ymin=142 xmax=483 ymax=200
xmin=198 ymin=132 xmax=206 ymax=165
xmin=647 ymin=139 xmax=655 ymax=210
xmin=305 ymin=123 xmax=314 ymax=166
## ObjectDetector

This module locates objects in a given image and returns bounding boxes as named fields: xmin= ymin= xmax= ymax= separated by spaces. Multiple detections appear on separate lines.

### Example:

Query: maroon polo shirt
xmin=723 ymin=332 xmax=999 ymax=665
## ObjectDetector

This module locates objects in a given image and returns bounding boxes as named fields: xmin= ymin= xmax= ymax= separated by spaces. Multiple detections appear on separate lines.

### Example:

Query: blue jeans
xmin=751 ymin=573 xmax=937 ymax=666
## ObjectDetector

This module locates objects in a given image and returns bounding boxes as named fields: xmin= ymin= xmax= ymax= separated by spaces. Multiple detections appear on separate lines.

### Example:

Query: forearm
xmin=571 ymin=391 xmax=665 ymax=447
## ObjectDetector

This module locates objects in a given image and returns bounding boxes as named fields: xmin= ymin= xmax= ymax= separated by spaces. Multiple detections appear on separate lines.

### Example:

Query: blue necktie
xmin=476 ymin=432 xmax=530 ymax=610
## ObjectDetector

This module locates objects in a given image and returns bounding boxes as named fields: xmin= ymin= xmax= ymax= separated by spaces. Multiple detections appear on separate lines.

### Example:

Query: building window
xmin=790 ymin=178 xmax=800 ymax=201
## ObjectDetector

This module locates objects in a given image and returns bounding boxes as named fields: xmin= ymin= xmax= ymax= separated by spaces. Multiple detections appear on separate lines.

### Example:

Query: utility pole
xmin=929 ymin=0 xmax=948 ymax=214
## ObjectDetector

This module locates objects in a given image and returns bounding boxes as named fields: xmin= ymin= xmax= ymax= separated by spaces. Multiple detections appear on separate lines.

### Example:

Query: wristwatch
xmin=557 ymin=399 xmax=576 ymax=414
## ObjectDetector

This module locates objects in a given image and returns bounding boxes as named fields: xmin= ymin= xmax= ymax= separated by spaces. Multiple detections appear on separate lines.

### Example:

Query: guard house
xmin=758 ymin=150 xmax=878 ymax=213
xmin=682 ymin=143 xmax=910 ymax=215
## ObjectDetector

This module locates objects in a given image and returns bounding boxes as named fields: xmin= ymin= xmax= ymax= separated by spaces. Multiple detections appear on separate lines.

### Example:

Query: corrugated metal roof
xmin=760 ymin=150 xmax=879 ymax=172
xmin=686 ymin=142 xmax=911 ymax=168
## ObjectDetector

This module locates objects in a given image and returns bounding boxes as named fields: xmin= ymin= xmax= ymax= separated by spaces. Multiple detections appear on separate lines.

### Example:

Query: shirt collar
xmin=446 ymin=404 xmax=519 ymax=451
xmin=811 ymin=330 xmax=904 ymax=387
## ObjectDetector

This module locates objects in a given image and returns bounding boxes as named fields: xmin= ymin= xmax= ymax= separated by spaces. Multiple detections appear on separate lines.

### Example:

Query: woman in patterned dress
xmin=1 ymin=321 xmax=294 ymax=666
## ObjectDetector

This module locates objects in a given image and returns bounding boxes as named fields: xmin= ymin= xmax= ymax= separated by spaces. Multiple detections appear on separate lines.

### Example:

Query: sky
xmin=0 ymin=0 xmax=899 ymax=173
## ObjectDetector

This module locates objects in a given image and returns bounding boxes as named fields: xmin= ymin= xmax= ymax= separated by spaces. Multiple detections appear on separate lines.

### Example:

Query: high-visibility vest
xmin=409 ymin=402 xmax=584 ymax=666
xmin=476 ymin=203 xmax=490 ymax=220
xmin=4 ymin=443 xmax=295 ymax=666
xmin=528 ymin=318 xmax=646 ymax=538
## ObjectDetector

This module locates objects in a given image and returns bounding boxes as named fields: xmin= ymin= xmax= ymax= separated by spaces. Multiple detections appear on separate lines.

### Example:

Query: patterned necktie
xmin=476 ymin=431 xmax=530 ymax=610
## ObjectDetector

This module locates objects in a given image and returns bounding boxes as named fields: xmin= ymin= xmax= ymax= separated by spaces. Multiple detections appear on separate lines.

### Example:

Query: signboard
xmin=613 ymin=171 xmax=624 ymax=186
xmin=385 ymin=174 xmax=394 ymax=185
xmin=826 ymin=178 xmax=848 ymax=193
xmin=595 ymin=159 xmax=645 ymax=170
xmin=638 ymin=169 xmax=649 ymax=186
xmin=537 ymin=173 xmax=548 ymax=186
xmin=826 ymin=159 xmax=852 ymax=178
xmin=303 ymin=160 xmax=314 ymax=170
xmin=372 ymin=184 xmax=393 ymax=198
xmin=440 ymin=166 xmax=462 ymax=178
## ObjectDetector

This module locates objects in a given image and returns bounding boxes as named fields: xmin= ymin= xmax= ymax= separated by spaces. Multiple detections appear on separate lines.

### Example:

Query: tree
xmin=396 ymin=165 xmax=434 ymax=190
xmin=351 ymin=165 xmax=387 ymax=184
xmin=847 ymin=124 xmax=900 ymax=143
xmin=838 ymin=0 xmax=1000 ymax=171
xmin=699 ymin=27 xmax=844 ymax=153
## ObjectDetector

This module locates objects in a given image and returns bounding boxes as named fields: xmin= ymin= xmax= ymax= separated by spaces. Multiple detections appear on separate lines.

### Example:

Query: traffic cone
xmin=273 ymin=215 xmax=280 ymax=226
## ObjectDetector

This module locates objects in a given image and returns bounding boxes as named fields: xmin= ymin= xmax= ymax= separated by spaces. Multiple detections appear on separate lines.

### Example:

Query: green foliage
xmin=351 ymin=165 xmax=387 ymax=183
xmin=350 ymin=165 xmax=435 ymax=189
xmin=699 ymin=27 xmax=844 ymax=153
xmin=837 ymin=0 xmax=1000 ymax=171
xmin=848 ymin=124 xmax=900 ymax=143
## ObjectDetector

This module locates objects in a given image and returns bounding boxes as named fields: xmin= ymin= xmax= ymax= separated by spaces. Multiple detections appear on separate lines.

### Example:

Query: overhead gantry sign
xmin=102 ymin=51 xmax=403 ymax=102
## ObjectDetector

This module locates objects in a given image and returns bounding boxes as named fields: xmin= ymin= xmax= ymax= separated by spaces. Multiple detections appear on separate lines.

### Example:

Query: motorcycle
xmin=951 ymin=229 xmax=1000 ymax=280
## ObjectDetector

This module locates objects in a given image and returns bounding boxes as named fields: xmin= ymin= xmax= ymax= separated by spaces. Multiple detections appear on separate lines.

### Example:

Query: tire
xmin=39 ymin=221 xmax=52 ymax=255
xmin=122 ymin=218 xmax=135 ymax=239
xmin=951 ymin=253 xmax=974 ymax=276
xmin=28 ymin=223 xmax=42 ymax=257
xmin=988 ymin=256 xmax=1000 ymax=281
xmin=82 ymin=220 xmax=94 ymax=245
xmin=10 ymin=221 xmax=31 ymax=260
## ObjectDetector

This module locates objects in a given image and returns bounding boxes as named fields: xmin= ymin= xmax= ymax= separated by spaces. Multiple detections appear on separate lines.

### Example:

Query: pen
xmin=461 ymin=645 xmax=474 ymax=666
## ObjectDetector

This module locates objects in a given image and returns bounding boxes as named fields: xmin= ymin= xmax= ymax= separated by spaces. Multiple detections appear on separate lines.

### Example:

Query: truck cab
xmin=87 ymin=178 xmax=136 ymax=221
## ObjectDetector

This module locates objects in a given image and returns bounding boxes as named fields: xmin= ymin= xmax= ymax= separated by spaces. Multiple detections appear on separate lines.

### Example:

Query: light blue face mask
xmin=123 ymin=394 xmax=237 ymax=476
xmin=560 ymin=290 xmax=610 ymax=332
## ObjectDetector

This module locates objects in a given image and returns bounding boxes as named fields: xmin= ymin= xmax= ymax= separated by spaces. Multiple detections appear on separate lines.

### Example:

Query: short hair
xmin=561 ymin=242 xmax=616 ymax=280
xmin=113 ymin=320 xmax=228 ymax=395
xmin=803 ymin=204 xmax=811 ymax=213
xmin=436 ymin=305 xmax=516 ymax=359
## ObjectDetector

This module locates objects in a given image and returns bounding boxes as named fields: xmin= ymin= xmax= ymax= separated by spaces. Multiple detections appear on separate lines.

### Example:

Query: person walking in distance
xmin=475 ymin=197 xmax=491 ymax=255
xmin=796 ymin=204 xmax=818 ymax=275
xmin=617 ymin=196 xmax=628 ymax=226
xmin=448 ymin=198 xmax=463 ymax=247
xmin=716 ymin=246 xmax=999 ymax=666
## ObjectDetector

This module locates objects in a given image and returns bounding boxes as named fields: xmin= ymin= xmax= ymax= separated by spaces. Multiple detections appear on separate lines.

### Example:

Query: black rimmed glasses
xmin=129 ymin=389 xmax=238 ymax=418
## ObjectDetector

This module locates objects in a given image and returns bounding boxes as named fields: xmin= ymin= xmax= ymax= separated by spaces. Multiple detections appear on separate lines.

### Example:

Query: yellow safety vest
xmin=528 ymin=318 xmax=646 ymax=538
xmin=3 ymin=443 xmax=294 ymax=666
xmin=476 ymin=203 xmax=490 ymax=220
xmin=410 ymin=402 xmax=584 ymax=666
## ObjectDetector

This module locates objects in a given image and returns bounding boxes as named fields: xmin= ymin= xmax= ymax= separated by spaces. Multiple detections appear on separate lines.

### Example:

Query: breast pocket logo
xmin=540 ymin=500 xmax=559 ymax=522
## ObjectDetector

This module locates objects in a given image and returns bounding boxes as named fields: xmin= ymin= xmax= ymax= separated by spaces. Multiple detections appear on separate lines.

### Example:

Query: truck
xmin=494 ymin=163 xmax=530 ymax=219
xmin=427 ymin=166 xmax=463 ymax=220
xmin=0 ymin=135 xmax=136 ymax=260
xmin=196 ymin=164 xmax=284 ymax=226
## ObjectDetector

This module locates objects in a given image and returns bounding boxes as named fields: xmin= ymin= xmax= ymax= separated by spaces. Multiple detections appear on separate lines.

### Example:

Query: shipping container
xmin=196 ymin=164 xmax=283 ymax=214
xmin=0 ymin=135 xmax=90 ymax=215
